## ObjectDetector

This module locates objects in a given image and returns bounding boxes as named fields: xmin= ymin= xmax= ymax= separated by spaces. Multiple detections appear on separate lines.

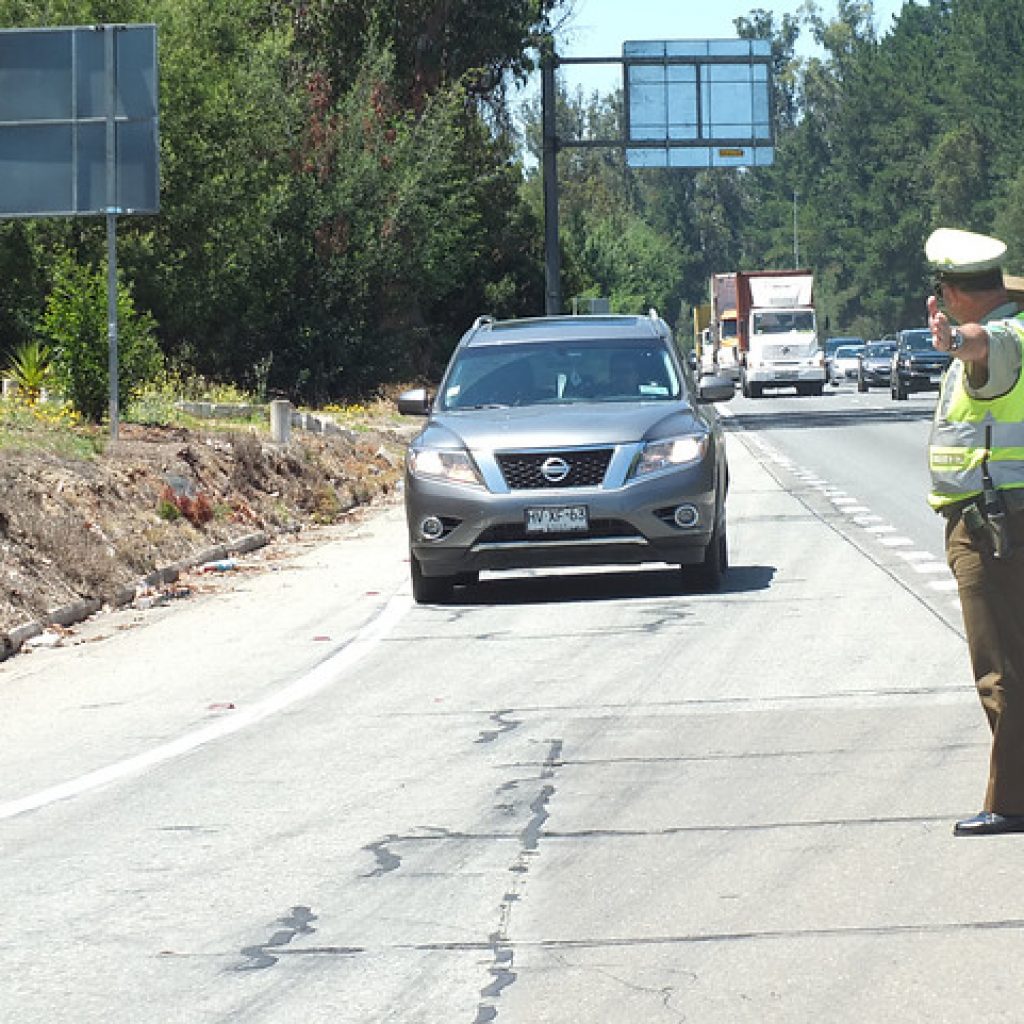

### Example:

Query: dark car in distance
xmin=890 ymin=327 xmax=951 ymax=400
xmin=398 ymin=312 xmax=735 ymax=602
xmin=857 ymin=339 xmax=897 ymax=392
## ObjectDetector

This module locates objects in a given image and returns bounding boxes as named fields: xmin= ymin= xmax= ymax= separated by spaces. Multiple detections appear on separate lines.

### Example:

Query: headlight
xmin=408 ymin=447 xmax=483 ymax=486
xmin=632 ymin=435 xmax=708 ymax=478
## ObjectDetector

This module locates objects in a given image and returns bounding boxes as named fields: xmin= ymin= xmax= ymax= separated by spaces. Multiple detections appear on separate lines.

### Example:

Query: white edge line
xmin=0 ymin=593 xmax=413 ymax=822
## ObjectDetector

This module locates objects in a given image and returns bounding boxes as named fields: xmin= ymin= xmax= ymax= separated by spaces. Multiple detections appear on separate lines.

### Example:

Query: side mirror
xmin=698 ymin=373 xmax=735 ymax=403
xmin=397 ymin=387 xmax=431 ymax=416
xmin=687 ymin=350 xmax=698 ymax=372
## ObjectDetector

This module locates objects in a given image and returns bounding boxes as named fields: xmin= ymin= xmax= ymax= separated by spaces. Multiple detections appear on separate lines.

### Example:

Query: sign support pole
xmin=104 ymin=24 xmax=120 ymax=441
xmin=541 ymin=40 xmax=561 ymax=316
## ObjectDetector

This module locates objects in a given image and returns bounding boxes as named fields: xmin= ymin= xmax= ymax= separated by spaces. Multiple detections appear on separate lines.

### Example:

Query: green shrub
xmin=38 ymin=250 xmax=163 ymax=423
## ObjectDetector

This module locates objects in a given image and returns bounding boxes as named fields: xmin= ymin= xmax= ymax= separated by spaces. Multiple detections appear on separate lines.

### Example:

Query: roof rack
xmin=471 ymin=315 xmax=494 ymax=329
xmin=648 ymin=308 xmax=660 ymax=320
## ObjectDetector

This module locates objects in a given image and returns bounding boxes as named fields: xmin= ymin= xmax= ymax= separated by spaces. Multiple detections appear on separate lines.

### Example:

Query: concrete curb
xmin=174 ymin=400 xmax=357 ymax=441
xmin=0 ymin=531 xmax=271 ymax=664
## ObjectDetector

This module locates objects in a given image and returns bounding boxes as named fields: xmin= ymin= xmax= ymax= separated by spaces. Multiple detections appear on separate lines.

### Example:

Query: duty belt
xmin=942 ymin=425 xmax=1022 ymax=557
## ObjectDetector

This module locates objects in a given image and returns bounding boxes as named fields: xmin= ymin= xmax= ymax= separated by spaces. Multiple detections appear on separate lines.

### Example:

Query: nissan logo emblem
xmin=540 ymin=456 xmax=571 ymax=483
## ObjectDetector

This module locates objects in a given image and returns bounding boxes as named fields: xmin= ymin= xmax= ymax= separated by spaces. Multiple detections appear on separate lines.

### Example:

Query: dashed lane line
xmin=735 ymin=434 xmax=961 ymax=624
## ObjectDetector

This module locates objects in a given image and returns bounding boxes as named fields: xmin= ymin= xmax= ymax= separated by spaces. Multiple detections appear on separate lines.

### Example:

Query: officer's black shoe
xmin=953 ymin=812 xmax=1024 ymax=836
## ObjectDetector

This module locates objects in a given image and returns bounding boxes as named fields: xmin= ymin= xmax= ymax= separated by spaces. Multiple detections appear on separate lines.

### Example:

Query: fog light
xmin=420 ymin=515 xmax=445 ymax=541
xmin=673 ymin=504 xmax=699 ymax=528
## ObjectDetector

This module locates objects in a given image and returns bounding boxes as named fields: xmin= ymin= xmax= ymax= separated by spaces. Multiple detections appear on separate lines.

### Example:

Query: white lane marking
xmin=739 ymin=430 xmax=958 ymax=601
xmin=897 ymin=550 xmax=938 ymax=562
xmin=0 ymin=593 xmax=414 ymax=822
xmin=911 ymin=561 xmax=953 ymax=575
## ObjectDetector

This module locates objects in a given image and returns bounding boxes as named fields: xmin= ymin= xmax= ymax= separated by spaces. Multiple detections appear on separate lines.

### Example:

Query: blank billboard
xmin=0 ymin=24 xmax=159 ymax=216
xmin=624 ymin=39 xmax=773 ymax=169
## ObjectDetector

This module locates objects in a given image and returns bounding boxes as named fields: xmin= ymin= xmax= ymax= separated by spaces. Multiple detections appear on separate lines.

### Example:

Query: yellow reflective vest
xmin=928 ymin=313 xmax=1024 ymax=510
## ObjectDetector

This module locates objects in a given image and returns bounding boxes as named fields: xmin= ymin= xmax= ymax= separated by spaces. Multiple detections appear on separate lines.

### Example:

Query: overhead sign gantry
xmin=541 ymin=38 xmax=773 ymax=313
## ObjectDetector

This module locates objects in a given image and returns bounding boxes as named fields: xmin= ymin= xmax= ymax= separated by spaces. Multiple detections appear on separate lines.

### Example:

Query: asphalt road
xmin=2 ymin=394 xmax=1019 ymax=1024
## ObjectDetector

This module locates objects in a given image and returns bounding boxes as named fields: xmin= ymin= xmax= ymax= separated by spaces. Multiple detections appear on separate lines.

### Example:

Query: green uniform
xmin=930 ymin=308 xmax=1024 ymax=814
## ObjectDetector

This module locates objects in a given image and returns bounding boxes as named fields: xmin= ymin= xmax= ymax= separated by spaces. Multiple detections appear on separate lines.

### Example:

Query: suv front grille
xmin=907 ymin=356 xmax=947 ymax=370
xmin=496 ymin=449 xmax=613 ymax=489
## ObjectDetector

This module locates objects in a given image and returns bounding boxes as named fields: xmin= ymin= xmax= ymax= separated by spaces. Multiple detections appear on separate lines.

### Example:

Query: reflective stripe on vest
xmin=928 ymin=316 xmax=1024 ymax=509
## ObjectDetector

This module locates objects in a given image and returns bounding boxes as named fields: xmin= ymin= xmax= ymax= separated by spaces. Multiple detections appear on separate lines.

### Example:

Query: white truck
xmin=736 ymin=269 xmax=825 ymax=398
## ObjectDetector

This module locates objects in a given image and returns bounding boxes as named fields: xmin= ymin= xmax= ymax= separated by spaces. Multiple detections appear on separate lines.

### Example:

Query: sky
xmin=545 ymin=0 xmax=911 ymax=97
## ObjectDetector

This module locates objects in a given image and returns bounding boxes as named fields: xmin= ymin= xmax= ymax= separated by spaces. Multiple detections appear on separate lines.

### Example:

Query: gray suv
xmin=398 ymin=312 xmax=735 ymax=602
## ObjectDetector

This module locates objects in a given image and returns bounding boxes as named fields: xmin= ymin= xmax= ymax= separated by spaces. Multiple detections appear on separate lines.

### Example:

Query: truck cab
xmin=736 ymin=270 xmax=826 ymax=398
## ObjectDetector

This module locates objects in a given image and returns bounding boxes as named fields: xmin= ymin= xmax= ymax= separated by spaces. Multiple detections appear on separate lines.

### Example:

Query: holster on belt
xmin=961 ymin=497 xmax=1011 ymax=559
xmin=961 ymin=430 xmax=1013 ymax=558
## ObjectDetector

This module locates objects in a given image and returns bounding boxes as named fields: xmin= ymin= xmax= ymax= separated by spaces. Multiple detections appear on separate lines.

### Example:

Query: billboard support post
xmin=104 ymin=24 xmax=120 ymax=441
xmin=541 ymin=42 xmax=561 ymax=316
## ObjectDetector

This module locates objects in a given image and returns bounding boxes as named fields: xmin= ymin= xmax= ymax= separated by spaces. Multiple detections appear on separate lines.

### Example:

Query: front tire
xmin=687 ymin=513 xmax=728 ymax=591
xmin=411 ymin=554 xmax=455 ymax=604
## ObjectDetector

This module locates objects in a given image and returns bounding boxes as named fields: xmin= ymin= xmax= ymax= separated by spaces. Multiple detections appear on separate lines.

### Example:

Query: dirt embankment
xmin=0 ymin=419 xmax=412 ymax=657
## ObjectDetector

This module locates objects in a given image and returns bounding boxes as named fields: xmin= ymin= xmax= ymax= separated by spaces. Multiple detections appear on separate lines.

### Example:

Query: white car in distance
xmin=830 ymin=344 xmax=865 ymax=385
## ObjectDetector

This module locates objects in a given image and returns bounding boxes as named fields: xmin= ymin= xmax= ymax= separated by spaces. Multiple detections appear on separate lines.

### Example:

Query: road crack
xmin=474 ymin=738 xmax=562 ymax=1023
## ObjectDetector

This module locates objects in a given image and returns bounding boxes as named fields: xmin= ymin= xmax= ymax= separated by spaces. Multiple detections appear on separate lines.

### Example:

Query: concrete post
xmin=269 ymin=399 xmax=292 ymax=444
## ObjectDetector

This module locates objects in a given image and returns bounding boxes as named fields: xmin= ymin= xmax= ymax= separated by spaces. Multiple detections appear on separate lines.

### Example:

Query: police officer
xmin=926 ymin=227 xmax=1024 ymax=836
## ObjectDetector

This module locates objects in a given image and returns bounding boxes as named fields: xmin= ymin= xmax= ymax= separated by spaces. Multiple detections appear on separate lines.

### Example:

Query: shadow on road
xmin=726 ymin=403 xmax=934 ymax=432
xmin=443 ymin=563 xmax=777 ymax=607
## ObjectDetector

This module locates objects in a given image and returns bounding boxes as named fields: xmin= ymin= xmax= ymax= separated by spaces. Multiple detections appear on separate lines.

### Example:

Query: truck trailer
xmin=736 ymin=269 xmax=825 ymax=398
xmin=706 ymin=273 xmax=740 ymax=379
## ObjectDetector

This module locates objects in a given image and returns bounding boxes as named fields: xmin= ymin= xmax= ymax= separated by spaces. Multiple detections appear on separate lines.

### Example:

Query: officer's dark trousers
xmin=946 ymin=509 xmax=1024 ymax=814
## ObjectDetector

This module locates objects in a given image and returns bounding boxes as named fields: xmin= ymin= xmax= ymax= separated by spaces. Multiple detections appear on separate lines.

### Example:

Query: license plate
xmin=525 ymin=505 xmax=589 ymax=534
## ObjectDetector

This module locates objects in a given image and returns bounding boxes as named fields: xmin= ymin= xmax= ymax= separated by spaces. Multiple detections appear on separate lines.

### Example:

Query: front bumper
xmin=898 ymin=365 xmax=946 ymax=391
xmin=405 ymin=459 xmax=721 ymax=577
xmin=746 ymin=366 xmax=825 ymax=385
xmin=861 ymin=368 xmax=891 ymax=385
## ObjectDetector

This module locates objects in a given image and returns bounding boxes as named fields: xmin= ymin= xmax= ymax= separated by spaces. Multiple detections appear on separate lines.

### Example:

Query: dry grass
xmin=0 ymin=406 xmax=414 ymax=635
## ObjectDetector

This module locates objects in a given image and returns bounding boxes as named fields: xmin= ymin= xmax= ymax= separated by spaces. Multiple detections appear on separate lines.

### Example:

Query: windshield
xmin=752 ymin=310 xmax=816 ymax=334
xmin=835 ymin=346 xmax=863 ymax=358
xmin=901 ymin=329 xmax=933 ymax=351
xmin=865 ymin=342 xmax=896 ymax=357
xmin=827 ymin=337 xmax=863 ymax=354
xmin=440 ymin=340 xmax=682 ymax=410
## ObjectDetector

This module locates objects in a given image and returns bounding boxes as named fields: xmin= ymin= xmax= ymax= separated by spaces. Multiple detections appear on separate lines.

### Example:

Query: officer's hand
xmin=927 ymin=295 xmax=952 ymax=351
